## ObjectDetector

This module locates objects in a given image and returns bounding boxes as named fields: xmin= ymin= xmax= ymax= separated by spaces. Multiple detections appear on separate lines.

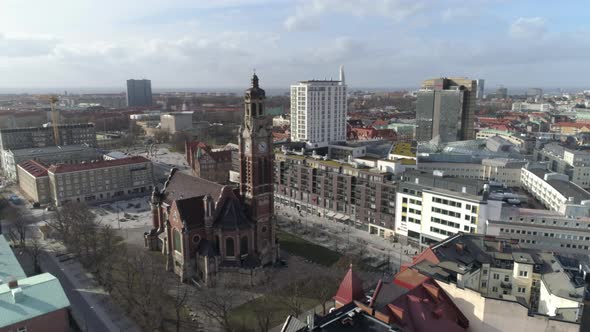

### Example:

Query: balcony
xmin=500 ymin=282 xmax=512 ymax=290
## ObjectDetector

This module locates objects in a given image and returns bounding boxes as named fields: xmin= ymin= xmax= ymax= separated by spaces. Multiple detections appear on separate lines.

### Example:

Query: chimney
xmin=415 ymin=178 xmax=419 ymax=184
xmin=456 ymin=242 xmax=465 ymax=254
xmin=461 ymin=186 xmax=467 ymax=194
xmin=8 ymin=279 xmax=18 ymax=289
xmin=11 ymin=285 xmax=24 ymax=304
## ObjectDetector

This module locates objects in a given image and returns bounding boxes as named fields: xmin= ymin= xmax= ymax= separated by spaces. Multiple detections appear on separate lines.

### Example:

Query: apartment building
xmin=521 ymin=165 xmax=590 ymax=217
xmin=1 ymin=144 xmax=101 ymax=181
xmin=486 ymin=207 xmax=590 ymax=254
xmin=534 ymin=142 xmax=590 ymax=189
xmin=17 ymin=156 xmax=154 ymax=206
xmin=395 ymin=171 xmax=502 ymax=247
xmin=0 ymin=123 xmax=96 ymax=150
xmin=405 ymin=233 xmax=587 ymax=331
xmin=290 ymin=67 xmax=347 ymax=148
xmin=274 ymin=151 xmax=397 ymax=237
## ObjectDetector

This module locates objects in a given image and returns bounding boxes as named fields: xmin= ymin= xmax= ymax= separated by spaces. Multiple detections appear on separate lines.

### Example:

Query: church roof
xmin=175 ymin=196 xmax=205 ymax=228
xmin=162 ymin=170 xmax=224 ymax=204
xmin=333 ymin=265 xmax=365 ymax=305
xmin=213 ymin=194 xmax=251 ymax=230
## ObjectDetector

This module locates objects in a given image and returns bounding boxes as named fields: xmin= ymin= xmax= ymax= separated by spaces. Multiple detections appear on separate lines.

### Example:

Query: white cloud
xmin=510 ymin=17 xmax=546 ymax=39
xmin=285 ymin=0 xmax=427 ymax=31
xmin=0 ymin=33 xmax=58 ymax=57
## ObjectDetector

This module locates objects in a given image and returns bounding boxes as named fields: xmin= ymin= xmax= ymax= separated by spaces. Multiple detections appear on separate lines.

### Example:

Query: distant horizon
xmin=0 ymin=85 xmax=586 ymax=96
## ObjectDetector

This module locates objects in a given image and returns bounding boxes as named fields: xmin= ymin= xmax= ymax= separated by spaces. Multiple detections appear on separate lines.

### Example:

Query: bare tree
xmin=5 ymin=205 xmax=29 ymax=247
xmin=282 ymin=278 xmax=306 ymax=317
xmin=252 ymin=295 xmax=274 ymax=332
xmin=115 ymin=249 xmax=166 ymax=330
xmin=25 ymin=235 xmax=45 ymax=275
xmin=198 ymin=287 xmax=237 ymax=332
xmin=309 ymin=273 xmax=339 ymax=315
xmin=173 ymin=278 xmax=191 ymax=332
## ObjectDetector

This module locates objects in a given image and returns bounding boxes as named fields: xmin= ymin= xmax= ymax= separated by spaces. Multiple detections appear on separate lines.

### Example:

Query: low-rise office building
xmin=418 ymin=158 xmax=527 ymax=187
xmin=486 ymin=207 xmax=590 ymax=254
xmin=0 ymin=123 xmax=96 ymax=150
xmin=534 ymin=142 xmax=590 ymax=189
xmin=521 ymin=165 xmax=590 ymax=217
xmin=0 ymin=144 xmax=101 ymax=181
xmin=17 ymin=156 xmax=154 ymax=206
xmin=395 ymin=171 xmax=502 ymax=247
xmin=160 ymin=112 xmax=193 ymax=134
xmin=275 ymin=151 xmax=397 ymax=237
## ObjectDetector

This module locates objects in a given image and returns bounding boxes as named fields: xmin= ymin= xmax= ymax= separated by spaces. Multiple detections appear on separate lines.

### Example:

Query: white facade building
xmin=290 ymin=66 xmax=347 ymax=148
xmin=521 ymin=166 xmax=590 ymax=217
xmin=395 ymin=171 xmax=502 ymax=247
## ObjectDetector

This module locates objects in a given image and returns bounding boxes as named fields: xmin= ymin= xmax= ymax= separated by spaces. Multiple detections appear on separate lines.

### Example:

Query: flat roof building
xmin=0 ymin=235 xmax=71 ymax=332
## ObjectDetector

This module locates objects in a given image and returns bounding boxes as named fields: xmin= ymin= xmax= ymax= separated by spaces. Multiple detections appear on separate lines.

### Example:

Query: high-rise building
xmin=476 ymin=79 xmax=485 ymax=99
xmin=126 ymin=79 xmax=153 ymax=107
xmin=496 ymin=86 xmax=508 ymax=99
xmin=290 ymin=66 xmax=347 ymax=148
xmin=416 ymin=77 xmax=476 ymax=143
xmin=526 ymin=88 xmax=543 ymax=101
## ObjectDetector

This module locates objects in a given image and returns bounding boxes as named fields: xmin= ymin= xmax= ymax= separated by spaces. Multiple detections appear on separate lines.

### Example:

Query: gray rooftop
xmin=10 ymin=144 xmax=97 ymax=156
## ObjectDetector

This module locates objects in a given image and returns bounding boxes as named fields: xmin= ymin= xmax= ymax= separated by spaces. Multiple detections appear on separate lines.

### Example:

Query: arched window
xmin=225 ymin=237 xmax=235 ymax=257
xmin=251 ymin=103 xmax=257 ymax=116
xmin=173 ymin=230 xmax=182 ymax=253
xmin=240 ymin=236 xmax=248 ymax=255
xmin=261 ymin=226 xmax=267 ymax=233
xmin=215 ymin=235 xmax=220 ymax=254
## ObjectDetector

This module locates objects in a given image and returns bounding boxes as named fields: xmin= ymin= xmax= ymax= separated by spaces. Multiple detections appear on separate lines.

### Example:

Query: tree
xmin=25 ymin=234 xmax=45 ymax=275
xmin=282 ymin=278 xmax=306 ymax=317
xmin=252 ymin=295 xmax=274 ymax=332
xmin=173 ymin=278 xmax=191 ymax=332
xmin=5 ymin=205 xmax=30 ymax=247
xmin=308 ymin=274 xmax=339 ymax=315
xmin=154 ymin=129 xmax=171 ymax=144
xmin=198 ymin=287 xmax=237 ymax=332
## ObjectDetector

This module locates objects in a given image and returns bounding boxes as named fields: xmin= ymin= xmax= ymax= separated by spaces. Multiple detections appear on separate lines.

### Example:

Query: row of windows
xmin=431 ymin=217 xmax=460 ymax=229
xmin=501 ymin=228 xmax=590 ymax=241
xmin=433 ymin=197 xmax=461 ymax=207
xmin=432 ymin=207 xmax=461 ymax=218
xmin=430 ymin=226 xmax=454 ymax=237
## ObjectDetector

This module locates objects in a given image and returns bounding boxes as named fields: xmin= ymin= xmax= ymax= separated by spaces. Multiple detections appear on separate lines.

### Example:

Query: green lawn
xmin=229 ymin=293 xmax=318 ymax=331
xmin=278 ymin=231 xmax=342 ymax=267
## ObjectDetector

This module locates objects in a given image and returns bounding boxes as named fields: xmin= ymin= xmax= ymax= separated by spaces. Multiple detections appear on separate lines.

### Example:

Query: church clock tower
xmin=239 ymin=73 xmax=276 ymax=264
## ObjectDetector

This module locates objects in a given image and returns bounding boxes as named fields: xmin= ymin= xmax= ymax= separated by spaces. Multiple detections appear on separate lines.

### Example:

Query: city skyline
xmin=1 ymin=0 xmax=589 ymax=90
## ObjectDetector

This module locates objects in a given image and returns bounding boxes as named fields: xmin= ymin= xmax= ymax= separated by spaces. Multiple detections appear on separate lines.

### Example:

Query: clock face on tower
xmin=258 ymin=142 xmax=267 ymax=153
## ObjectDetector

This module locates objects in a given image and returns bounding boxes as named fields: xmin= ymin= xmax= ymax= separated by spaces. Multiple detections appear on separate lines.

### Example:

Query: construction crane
xmin=49 ymin=95 xmax=60 ymax=145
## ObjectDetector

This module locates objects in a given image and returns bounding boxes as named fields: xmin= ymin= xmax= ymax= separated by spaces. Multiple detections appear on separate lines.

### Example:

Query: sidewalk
xmin=42 ymin=242 xmax=141 ymax=332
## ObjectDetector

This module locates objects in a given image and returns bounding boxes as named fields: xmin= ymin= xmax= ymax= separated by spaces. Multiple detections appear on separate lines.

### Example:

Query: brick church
xmin=145 ymin=74 xmax=277 ymax=285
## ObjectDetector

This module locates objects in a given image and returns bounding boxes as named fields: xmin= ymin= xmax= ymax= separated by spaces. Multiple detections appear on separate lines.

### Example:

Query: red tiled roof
xmin=333 ymin=265 xmax=365 ymax=305
xmin=18 ymin=160 xmax=48 ymax=177
xmin=383 ymin=278 xmax=469 ymax=332
xmin=47 ymin=156 xmax=150 ymax=174
xmin=392 ymin=268 xmax=429 ymax=290
xmin=552 ymin=122 xmax=590 ymax=128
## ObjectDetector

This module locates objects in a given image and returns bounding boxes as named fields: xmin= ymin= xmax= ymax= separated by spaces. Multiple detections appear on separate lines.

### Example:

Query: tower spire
xmin=251 ymin=71 xmax=259 ymax=88
xmin=339 ymin=65 xmax=345 ymax=84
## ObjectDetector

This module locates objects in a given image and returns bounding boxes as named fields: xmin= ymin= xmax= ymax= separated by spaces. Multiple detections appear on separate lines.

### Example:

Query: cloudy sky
xmin=0 ymin=0 xmax=588 ymax=91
